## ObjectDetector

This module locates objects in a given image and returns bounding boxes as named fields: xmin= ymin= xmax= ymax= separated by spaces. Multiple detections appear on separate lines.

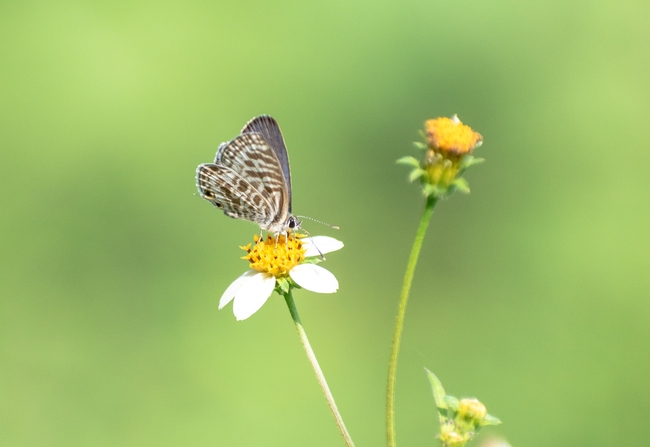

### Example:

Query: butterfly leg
xmin=274 ymin=232 xmax=282 ymax=251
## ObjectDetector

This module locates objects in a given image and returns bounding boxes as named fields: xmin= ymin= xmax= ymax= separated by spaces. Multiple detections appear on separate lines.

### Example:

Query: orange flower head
xmin=425 ymin=115 xmax=482 ymax=155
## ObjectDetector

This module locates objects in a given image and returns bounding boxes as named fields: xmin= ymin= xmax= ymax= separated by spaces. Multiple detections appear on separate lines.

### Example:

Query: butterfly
xmin=196 ymin=115 xmax=301 ymax=234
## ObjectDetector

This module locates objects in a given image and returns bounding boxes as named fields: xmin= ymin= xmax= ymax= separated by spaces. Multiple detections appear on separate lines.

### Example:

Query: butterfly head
xmin=287 ymin=215 xmax=301 ymax=231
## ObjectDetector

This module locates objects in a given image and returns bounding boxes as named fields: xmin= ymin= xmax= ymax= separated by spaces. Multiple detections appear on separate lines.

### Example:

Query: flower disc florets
xmin=425 ymin=115 xmax=482 ymax=156
xmin=241 ymin=234 xmax=306 ymax=278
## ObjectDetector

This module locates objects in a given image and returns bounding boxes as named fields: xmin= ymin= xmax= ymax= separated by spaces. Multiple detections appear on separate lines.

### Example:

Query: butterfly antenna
xmin=296 ymin=215 xmax=340 ymax=230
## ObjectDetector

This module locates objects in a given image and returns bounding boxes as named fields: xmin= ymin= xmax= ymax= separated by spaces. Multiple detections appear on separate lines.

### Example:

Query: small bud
xmin=458 ymin=398 xmax=487 ymax=423
xmin=439 ymin=428 xmax=470 ymax=447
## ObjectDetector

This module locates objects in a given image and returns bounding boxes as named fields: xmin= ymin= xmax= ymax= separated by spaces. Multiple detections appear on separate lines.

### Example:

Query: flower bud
xmin=458 ymin=398 xmax=487 ymax=423
xmin=399 ymin=115 xmax=484 ymax=199
xmin=439 ymin=428 xmax=470 ymax=447
xmin=423 ymin=116 xmax=482 ymax=193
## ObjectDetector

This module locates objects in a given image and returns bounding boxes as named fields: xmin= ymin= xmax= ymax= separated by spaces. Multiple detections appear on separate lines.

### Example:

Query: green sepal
xmin=409 ymin=168 xmax=428 ymax=183
xmin=301 ymin=257 xmax=323 ymax=265
xmin=481 ymin=414 xmax=502 ymax=426
xmin=276 ymin=277 xmax=290 ymax=294
xmin=469 ymin=156 xmax=485 ymax=166
xmin=423 ymin=183 xmax=445 ymax=198
xmin=413 ymin=141 xmax=427 ymax=150
xmin=444 ymin=395 xmax=460 ymax=411
xmin=458 ymin=155 xmax=485 ymax=175
xmin=397 ymin=156 xmax=421 ymax=167
xmin=452 ymin=177 xmax=471 ymax=194
xmin=274 ymin=276 xmax=303 ymax=296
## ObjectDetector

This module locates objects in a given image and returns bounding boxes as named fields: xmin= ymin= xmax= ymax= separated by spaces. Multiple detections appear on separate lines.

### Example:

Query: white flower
xmin=219 ymin=235 xmax=344 ymax=320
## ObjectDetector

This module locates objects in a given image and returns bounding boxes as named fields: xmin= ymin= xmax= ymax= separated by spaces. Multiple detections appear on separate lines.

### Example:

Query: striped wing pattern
xmin=195 ymin=163 xmax=276 ymax=224
xmin=240 ymin=115 xmax=292 ymax=210
xmin=196 ymin=127 xmax=290 ymax=232
xmin=216 ymin=133 xmax=288 ymax=221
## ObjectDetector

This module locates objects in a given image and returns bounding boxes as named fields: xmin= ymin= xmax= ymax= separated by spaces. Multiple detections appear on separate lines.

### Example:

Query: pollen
xmin=241 ymin=233 xmax=306 ymax=277
xmin=425 ymin=115 xmax=482 ymax=155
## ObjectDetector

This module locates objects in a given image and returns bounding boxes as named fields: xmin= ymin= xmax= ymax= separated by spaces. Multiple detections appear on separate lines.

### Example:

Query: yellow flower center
xmin=241 ymin=234 xmax=306 ymax=277
xmin=425 ymin=115 xmax=482 ymax=155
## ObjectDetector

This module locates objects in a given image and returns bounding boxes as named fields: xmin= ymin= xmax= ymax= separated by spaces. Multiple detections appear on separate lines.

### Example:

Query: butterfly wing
xmin=196 ymin=163 xmax=276 ymax=225
xmin=215 ymin=133 xmax=289 ymax=226
xmin=240 ymin=115 xmax=292 ymax=212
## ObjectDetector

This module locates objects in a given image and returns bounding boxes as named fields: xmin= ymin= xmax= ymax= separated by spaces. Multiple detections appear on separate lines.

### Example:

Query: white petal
xmin=290 ymin=264 xmax=339 ymax=293
xmin=302 ymin=236 xmax=344 ymax=257
xmin=232 ymin=272 xmax=276 ymax=320
xmin=219 ymin=270 xmax=258 ymax=309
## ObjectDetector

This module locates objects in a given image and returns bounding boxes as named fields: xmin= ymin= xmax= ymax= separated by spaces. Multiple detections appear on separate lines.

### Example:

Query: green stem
xmin=386 ymin=195 xmax=438 ymax=447
xmin=284 ymin=289 xmax=356 ymax=447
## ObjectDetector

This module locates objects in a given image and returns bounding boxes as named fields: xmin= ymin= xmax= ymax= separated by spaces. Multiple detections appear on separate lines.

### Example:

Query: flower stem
xmin=386 ymin=195 xmax=438 ymax=447
xmin=283 ymin=290 xmax=356 ymax=447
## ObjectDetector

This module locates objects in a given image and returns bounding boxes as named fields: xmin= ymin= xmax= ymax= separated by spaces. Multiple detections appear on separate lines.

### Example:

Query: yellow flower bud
xmin=439 ymin=429 xmax=470 ymax=447
xmin=458 ymin=398 xmax=487 ymax=422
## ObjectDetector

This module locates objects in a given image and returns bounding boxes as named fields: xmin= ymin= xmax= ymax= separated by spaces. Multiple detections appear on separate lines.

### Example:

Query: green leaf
xmin=413 ymin=141 xmax=427 ymax=150
xmin=426 ymin=368 xmax=450 ymax=424
xmin=409 ymin=168 xmax=427 ymax=183
xmin=481 ymin=414 xmax=502 ymax=426
xmin=397 ymin=156 xmax=421 ymax=167
xmin=452 ymin=177 xmax=471 ymax=194
xmin=425 ymin=368 xmax=447 ymax=410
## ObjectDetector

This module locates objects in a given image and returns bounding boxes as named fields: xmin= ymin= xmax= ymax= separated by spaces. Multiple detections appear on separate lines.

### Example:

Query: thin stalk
xmin=284 ymin=290 xmax=356 ymax=447
xmin=386 ymin=195 xmax=438 ymax=447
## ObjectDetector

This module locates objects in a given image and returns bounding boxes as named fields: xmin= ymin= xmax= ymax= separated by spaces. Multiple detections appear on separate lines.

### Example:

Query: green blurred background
xmin=2 ymin=1 xmax=649 ymax=446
